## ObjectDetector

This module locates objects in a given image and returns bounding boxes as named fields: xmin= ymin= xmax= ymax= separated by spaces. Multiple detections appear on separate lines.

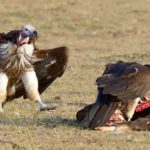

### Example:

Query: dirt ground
xmin=0 ymin=0 xmax=150 ymax=149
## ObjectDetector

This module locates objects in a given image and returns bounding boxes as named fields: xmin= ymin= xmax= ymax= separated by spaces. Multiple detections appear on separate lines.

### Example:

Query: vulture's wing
xmin=6 ymin=46 xmax=69 ymax=101
xmin=97 ymin=62 xmax=150 ymax=100
xmin=0 ymin=33 xmax=13 ymax=63
xmin=77 ymin=102 xmax=150 ymax=131
xmin=80 ymin=61 xmax=150 ymax=129
xmin=0 ymin=33 xmax=8 ymax=43
xmin=6 ymin=30 xmax=20 ymax=43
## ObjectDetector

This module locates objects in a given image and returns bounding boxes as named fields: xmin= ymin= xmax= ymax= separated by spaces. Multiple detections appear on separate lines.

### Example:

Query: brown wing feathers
xmin=97 ymin=62 xmax=150 ymax=100
xmin=1 ymin=30 xmax=69 ymax=102
xmin=6 ymin=46 xmax=69 ymax=101
xmin=85 ymin=61 xmax=150 ymax=129
xmin=2 ymin=31 xmax=149 ymax=129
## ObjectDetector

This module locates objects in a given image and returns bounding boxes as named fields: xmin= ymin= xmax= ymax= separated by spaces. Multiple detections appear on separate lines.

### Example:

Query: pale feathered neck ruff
xmin=0 ymin=43 xmax=34 ymax=80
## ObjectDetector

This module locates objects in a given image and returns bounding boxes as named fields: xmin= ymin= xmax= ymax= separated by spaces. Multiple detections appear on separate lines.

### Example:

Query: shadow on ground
xmin=0 ymin=116 xmax=81 ymax=129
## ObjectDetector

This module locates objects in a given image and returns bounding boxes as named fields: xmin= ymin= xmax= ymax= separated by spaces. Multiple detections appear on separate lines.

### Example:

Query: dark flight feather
xmin=5 ymin=46 xmax=69 ymax=101
xmin=77 ymin=61 xmax=150 ymax=129
xmin=0 ymin=31 xmax=69 ymax=102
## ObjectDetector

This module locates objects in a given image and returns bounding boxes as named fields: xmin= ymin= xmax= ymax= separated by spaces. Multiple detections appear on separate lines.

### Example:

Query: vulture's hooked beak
xmin=17 ymin=25 xmax=38 ymax=45
xmin=17 ymin=32 xmax=29 ymax=45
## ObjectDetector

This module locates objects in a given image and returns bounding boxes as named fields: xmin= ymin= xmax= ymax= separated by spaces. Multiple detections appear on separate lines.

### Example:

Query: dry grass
xmin=0 ymin=0 xmax=150 ymax=149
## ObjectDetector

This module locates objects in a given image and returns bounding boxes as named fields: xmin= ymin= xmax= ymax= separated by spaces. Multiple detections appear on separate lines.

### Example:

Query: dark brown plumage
xmin=97 ymin=61 xmax=150 ymax=100
xmin=1 ymin=29 xmax=68 ymax=109
xmin=0 ymin=33 xmax=8 ymax=43
xmin=76 ymin=102 xmax=150 ymax=131
xmin=5 ymin=46 xmax=69 ymax=102
xmin=6 ymin=30 xmax=20 ymax=44
xmin=6 ymin=29 xmax=38 ymax=45
xmin=77 ymin=61 xmax=150 ymax=129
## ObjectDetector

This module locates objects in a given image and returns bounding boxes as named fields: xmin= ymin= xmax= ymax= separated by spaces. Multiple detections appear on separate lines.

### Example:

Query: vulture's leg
xmin=21 ymin=70 xmax=48 ymax=110
xmin=0 ymin=73 xmax=8 ymax=112
xmin=126 ymin=97 xmax=140 ymax=121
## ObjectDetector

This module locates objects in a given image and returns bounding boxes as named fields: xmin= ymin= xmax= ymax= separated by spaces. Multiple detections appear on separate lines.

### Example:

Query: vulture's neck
xmin=17 ymin=43 xmax=34 ymax=57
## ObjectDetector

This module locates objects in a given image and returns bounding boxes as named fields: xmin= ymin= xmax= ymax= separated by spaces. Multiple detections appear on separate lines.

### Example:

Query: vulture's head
xmin=17 ymin=24 xmax=38 ymax=45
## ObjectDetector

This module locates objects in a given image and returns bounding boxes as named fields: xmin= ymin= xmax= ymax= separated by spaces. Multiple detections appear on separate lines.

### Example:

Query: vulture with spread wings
xmin=0 ymin=31 xmax=68 ymax=107
xmin=6 ymin=46 xmax=69 ymax=102
xmin=76 ymin=61 xmax=150 ymax=129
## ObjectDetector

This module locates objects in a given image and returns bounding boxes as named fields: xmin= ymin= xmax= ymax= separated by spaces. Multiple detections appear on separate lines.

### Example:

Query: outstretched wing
xmin=0 ymin=33 xmax=13 ymax=64
xmin=97 ymin=61 xmax=150 ymax=101
xmin=6 ymin=46 xmax=69 ymax=101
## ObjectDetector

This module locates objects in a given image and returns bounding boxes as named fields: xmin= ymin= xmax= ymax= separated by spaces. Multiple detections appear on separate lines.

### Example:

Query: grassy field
xmin=0 ymin=0 xmax=150 ymax=149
